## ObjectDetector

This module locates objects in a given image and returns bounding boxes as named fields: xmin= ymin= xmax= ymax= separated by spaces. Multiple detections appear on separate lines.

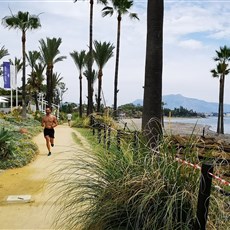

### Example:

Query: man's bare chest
xmin=44 ymin=116 xmax=54 ymax=122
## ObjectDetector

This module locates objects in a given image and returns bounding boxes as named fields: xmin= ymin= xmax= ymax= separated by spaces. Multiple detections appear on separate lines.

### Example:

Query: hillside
xmin=132 ymin=94 xmax=230 ymax=113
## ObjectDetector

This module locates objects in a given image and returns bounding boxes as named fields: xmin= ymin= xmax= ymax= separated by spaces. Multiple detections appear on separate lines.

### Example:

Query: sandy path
xmin=0 ymin=124 xmax=90 ymax=230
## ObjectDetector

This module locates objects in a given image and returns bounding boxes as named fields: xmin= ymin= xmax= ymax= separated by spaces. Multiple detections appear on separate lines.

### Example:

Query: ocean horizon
xmin=121 ymin=116 xmax=230 ymax=134
xmin=164 ymin=116 xmax=230 ymax=134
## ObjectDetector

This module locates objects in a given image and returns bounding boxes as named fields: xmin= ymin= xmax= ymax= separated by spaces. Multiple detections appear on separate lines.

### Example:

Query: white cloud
xmin=178 ymin=39 xmax=204 ymax=49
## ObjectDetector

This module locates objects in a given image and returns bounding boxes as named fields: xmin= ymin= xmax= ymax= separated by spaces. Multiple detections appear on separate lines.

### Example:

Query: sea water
xmin=164 ymin=116 xmax=230 ymax=134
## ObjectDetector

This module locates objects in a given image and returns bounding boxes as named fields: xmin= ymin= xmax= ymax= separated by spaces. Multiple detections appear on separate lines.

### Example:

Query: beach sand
xmin=120 ymin=118 xmax=230 ymax=143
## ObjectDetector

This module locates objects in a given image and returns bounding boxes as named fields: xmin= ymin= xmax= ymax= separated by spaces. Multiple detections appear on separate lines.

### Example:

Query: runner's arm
xmin=41 ymin=117 xmax=45 ymax=127
xmin=52 ymin=116 xmax=58 ymax=128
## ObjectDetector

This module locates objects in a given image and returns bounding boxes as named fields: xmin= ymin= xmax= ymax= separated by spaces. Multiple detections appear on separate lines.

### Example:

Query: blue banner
xmin=3 ymin=62 xmax=10 ymax=89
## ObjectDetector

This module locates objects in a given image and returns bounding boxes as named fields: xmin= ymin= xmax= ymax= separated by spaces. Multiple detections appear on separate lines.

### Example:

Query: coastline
xmin=120 ymin=118 xmax=230 ymax=143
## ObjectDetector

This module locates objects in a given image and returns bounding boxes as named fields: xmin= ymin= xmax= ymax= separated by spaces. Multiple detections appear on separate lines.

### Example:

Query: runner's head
xmin=45 ymin=106 xmax=52 ymax=115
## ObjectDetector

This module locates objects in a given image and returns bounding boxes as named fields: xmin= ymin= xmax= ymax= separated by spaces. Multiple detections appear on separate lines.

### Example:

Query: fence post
xmin=98 ymin=124 xmax=102 ymax=143
xmin=91 ymin=115 xmax=95 ymax=135
xmin=133 ymin=131 xmax=138 ymax=152
xmin=124 ymin=122 xmax=127 ymax=130
xmin=103 ymin=124 xmax=107 ymax=148
xmin=117 ymin=130 xmax=121 ymax=150
xmin=193 ymin=162 xmax=213 ymax=230
xmin=107 ymin=125 xmax=111 ymax=149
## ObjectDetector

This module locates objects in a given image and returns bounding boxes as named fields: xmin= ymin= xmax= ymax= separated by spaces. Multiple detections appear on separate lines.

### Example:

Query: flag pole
xmin=10 ymin=78 xmax=13 ymax=112
xmin=15 ymin=65 xmax=18 ymax=108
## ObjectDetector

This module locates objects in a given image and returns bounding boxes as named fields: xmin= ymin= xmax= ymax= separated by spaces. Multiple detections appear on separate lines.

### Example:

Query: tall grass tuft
xmin=50 ymin=125 xmax=230 ymax=230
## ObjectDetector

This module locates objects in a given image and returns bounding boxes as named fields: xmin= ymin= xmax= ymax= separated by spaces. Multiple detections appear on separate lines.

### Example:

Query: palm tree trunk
xmin=87 ymin=0 xmax=94 ymax=116
xmin=142 ymin=0 xmax=164 ymax=147
xmin=34 ymin=92 xmax=39 ymax=111
xmin=220 ymin=75 xmax=225 ymax=134
xmin=97 ymin=70 xmax=103 ymax=112
xmin=21 ymin=30 xmax=27 ymax=118
xmin=113 ymin=14 xmax=121 ymax=119
xmin=217 ymin=77 xmax=223 ymax=134
xmin=46 ymin=66 xmax=53 ymax=107
xmin=79 ymin=74 xmax=83 ymax=118
xmin=50 ymin=67 xmax=54 ymax=106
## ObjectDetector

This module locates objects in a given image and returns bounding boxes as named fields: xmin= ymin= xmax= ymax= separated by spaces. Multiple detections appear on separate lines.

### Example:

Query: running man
xmin=41 ymin=106 xmax=58 ymax=156
xmin=67 ymin=113 xmax=72 ymax=126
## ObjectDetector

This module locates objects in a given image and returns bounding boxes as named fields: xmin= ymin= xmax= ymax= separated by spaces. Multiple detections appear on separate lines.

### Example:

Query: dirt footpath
xmin=0 ymin=124 xmax=90 ymax=230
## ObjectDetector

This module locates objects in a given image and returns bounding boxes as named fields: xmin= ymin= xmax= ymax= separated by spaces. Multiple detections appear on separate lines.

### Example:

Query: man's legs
xmin=45 ymin=135 xmax=51 ymax=155
xmin=50 ymin=137 xmax=54 ymax=147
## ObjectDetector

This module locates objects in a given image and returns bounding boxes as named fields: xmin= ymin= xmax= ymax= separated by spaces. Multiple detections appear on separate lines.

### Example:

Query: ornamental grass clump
xmin=51 ymin=126 xmax=229 ymax=230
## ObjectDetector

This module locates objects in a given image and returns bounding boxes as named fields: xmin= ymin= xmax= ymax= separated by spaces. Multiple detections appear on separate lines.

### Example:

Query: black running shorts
xmin=44 ymin=128 xmax=55 ymax=138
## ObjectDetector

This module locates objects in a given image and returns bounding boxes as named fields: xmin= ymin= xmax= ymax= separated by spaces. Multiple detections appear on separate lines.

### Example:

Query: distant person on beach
xmin=67 ymin=113 xmax=72 ymax=126
xmin=41 ymin=106 xmax=58 ymax=156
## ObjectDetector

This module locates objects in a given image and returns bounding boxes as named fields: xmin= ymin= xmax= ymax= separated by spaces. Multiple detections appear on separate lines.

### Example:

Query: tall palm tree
xmin=52 ymin=72 xmax=64 ymax=106
xmin=211 ymin=48 xmax=230 ymax=134
xmin=84 ymin=68 xmax=98 ymax=111
xmin=9 ymin=57 xmax=23 ymax=74
xmin=39 ymin=37 xmax=67 ymax=107
xmin=74 ymin=0 xmax=107 ymax=116
xmin=93 ymin=40 xmax=114 ymax=112
xmin=26 ymin=50 xmax=41 ymax=71
xmin=102 ymin=0 xmax=139 ymax=117
xmin=70 ymin=50 xmax=86 ymax=118
xmin=2 ymin=11 xmax=41 ymax=118
xmin=84 ymin=52 xmax=97 ymax=110
xmin=0 ymin=45 xmax=9 ymax=60
xmin=26 ymin=51 xmax=43 ymax=111
xmin=26 ymin=59 xmax=45 ymax=111
xmin=142 ymin=0 xmax=164 ymax=147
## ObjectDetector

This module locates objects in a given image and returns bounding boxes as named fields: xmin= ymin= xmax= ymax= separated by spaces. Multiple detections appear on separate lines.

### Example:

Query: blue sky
xmin=1 ymin=0 xmax=230 ymax=106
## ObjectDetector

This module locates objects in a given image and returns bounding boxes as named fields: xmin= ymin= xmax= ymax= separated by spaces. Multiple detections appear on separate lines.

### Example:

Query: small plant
xmin=0 ymin=128 xmax=14 ymax=159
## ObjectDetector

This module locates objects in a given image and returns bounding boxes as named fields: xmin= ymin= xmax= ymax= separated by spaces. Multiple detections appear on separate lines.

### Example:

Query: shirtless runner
xmin=41 ymin=106 xmax=58 ymax=156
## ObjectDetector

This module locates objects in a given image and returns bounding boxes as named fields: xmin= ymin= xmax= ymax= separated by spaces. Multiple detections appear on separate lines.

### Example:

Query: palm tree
xmin=52 ymin=72 xmax=64 ymax=106
xmin=2 ymin=11 xmax=41 ymax=118
xmin=74 ymin=0 xmax=107 ymax=116
xmin=39 ymin=37 xmax=67 ymax=107
xmin=102 ymin=0 xmax=139 ymax=118
xmin=0 ymin=45 xmax=9 ymax=60
xmin=26 ymin=58 xmax=45 ymax=111
xmin=0 ymin=45 xmax=9 ymax=76
xmin=211 ymin=47 xmax=230 ymax=134
xmin=26 ymin=51 xmax=43 ymax=111
xmin=26 ymin=51 xmax=41 ymax=71
xmin=84 ymin=52 xmax=97 ymax=110
xmin=93 ymin=40 xmax=114 ymax=112
xmin=142 ymin=0 xmax=164 ymax=147
xmin=84 ymin=68 xmax=98 ymax=110
xmin=70 ymin=50 xmax=86 ymax=118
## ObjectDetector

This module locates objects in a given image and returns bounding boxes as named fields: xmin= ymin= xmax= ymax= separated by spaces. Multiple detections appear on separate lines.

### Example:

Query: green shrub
xmin=0 ymin=116 xmax=41 ymax=169
xmin=50 ymin=127 xmax=229 ymax=230
xmin=0 ymin=128 xmax=14 ymax=159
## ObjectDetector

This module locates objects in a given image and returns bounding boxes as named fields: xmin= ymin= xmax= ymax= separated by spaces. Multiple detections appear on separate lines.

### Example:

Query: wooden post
xmin=194 ymin=162 xmax=213 ymax=230
xmin=117 ymin=130 xmax=121 ymax=150
xmin=133 ymin=131 xmax=138 ymax=152
xmin=103 ymin=124 xmax=107 ymax=148
xmin=98 ymin=124 xmax=102 ymax=143
xmin=107 ymin=125 xmax=111 ymax=149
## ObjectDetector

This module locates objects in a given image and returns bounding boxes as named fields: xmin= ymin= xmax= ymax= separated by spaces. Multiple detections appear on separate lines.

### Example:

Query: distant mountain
xmin=132 ymin=94 xmax=230 ymax=113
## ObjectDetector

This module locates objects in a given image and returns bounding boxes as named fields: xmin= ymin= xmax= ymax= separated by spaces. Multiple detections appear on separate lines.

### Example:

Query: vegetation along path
xmin=0 ymin=124 xmax=90 ymax=229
